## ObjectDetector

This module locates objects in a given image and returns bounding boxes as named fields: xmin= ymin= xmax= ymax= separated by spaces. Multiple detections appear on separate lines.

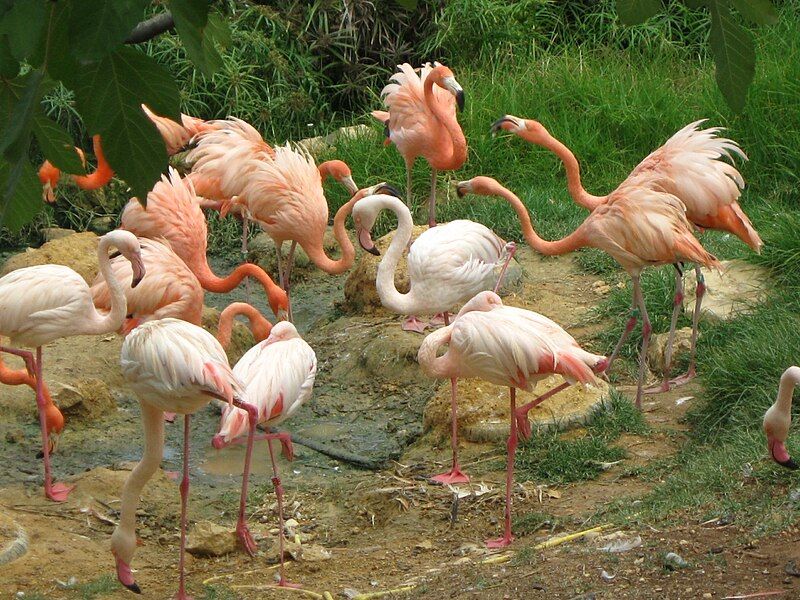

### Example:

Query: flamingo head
xmin=38 ymin=161 xmax=61 ymax=202
xmin=456 ymin=290 xmax=503 ymax=318
xmin=261 ymin=320 xmax=301 ymax=348
xmin=270 ymin=289 xmax=290 ymax=322
xmin=319 ymin=160 xmax=359 ymax=195
xmin=764 ymin=404 xmax=797 ymax=469
xmin=455 ymin=176 xmax=502 ymax=198
xmin=104 ymin=230 xmax=146 ymax=288
xmin=490 ymin=115 xmax=550 ymax=145
xmin=351 ymin=195 xmax=385 ymax=256
xmin=432 ymin=63 xmax=465 ymax=111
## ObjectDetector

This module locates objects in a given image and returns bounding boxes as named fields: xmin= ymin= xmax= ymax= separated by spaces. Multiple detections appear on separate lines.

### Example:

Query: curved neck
xmin=194 ymin=261 xmax=284 ymax=317
xmin=417 ymin=326 xmax=456 ymax=379
xmin=302 ymin=194 xmax=360 ymax=275
xmin=217 ymin=302 xmax=273 ymax=348
xmin=90 ymin=236 xmax=129 ymax=334
xmin=491 ymin=184 xmax=588 ymax=255
xmin=537 ymin=133 xmax=605 ymax=210
xmin=776 ymin=366 xmax=800 ymax=419
xmin=373 ymin=197 xmax=420 ymax=313
xmin=0 ymin=357 xmax=57 ymax=420
xmin=72 ymin=135 xmax=114 ymax=190
xmin=423 ymin=73 xmax=467 ymax=170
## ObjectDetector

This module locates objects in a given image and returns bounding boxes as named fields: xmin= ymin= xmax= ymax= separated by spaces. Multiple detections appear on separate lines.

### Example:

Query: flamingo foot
xmin=643 ymin=380 xmax=671 ymax=395
xmin=428 ymin=313 xmax=447 ymax=327
xmin=485 ymin=534 xmax=514 ymax=549
xmin=172 ymin=592 xmax=193 ymax=600
xmin=401 ymin=316 xmax=428 ymax=334
xmin=277 ymin=578 xmax=303 ymax=589
xmin=430 ymin=467 xmax=470 ymax=485
xmin=236 ymin=522 xmax=258 ymax=557
xmin=164 ymin=412 xmax=176 ymax=423
xmin=514 ymin=409 xmax=532 ymax=441
xmin=46 ymin=481 xmax=74 ymax=502
xmin=115 ymin=556 xmax=141 ymax=594
xmin=666 ymin=367 xmax=697 ymax=388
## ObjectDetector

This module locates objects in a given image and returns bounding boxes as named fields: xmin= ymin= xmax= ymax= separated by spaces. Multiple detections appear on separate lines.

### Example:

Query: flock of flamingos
xmin=1 ymin=60 xmax=798 ymax=597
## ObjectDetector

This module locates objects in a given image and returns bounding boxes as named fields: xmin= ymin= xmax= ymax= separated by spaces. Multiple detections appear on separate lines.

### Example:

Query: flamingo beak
xmin=130 ymin=256 xmax=146 ymax=288
xmin=769 ymin=438 xmax=798 ymax=470
xmin=443 ymin=76 xmax=465 ymax=111
xmin=341 ymin=176 xmax=359 ymax=196
xmin=376 ymin=182 xmax=402 ymax=198
xmin=455 ymin=181 xmax=471 ymax=198
xmin=490 ymin=115 xmax=520 ymax=136
xmin=212 ymin=434 xmax=228 ymax=450
xmin=357 ymin=227 xmax=379 ymax=256
xmin=276 ymin=307 xmax=289 ymax=322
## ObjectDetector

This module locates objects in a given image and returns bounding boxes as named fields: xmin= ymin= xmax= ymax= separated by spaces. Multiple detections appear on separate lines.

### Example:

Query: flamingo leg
xmin=0 ymin=345 xmax=35 ymax=377
xmin=232 ymin=400 xmax=258 ymax=556
xmin=266 ymin=437 xmax=302 ymax=588
xmin=284 ymin=241 xmax=297 ymax=323
xmin=487 ymin=387 xmax=517 ymax=548
xmin=514 ymin=382 xmax=571 ymax=440
xmin=646 ymin=264 xmax=684 ymax=394
xmin=401 ymin=316 xmax=429 ymax=333
xmin=431 ymin=377 xmax=470 ymax=484
xmin=632 ymin=275 xmax=652 ymax=409
xmin=428 ymin=312 xmax=449 ymax=328
xmin=603 ymin=287 xmax=639 ymax=376
xmin=175 ymin=415 xmax=194 ymax=600
xmin=668 ymin=265 xmax=704 ymax=387
xmin=242 ymin=216 xmax=251 ymax=304
xmin=493 ymin=241 xmax=518 ymax=294
xmin=404 ymin=157 xmax=414 ymax=211
xmin=276 ymin=242 xmax=285 ymax=291
xmin=428 ymin=167 xmax=438 ymax=228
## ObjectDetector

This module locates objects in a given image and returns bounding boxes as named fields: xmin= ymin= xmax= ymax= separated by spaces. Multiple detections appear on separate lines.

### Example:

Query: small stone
xmin=646 ymin=328 xmax=693 ymax=376
xmin=703 ymin=594 xmax=712 ymax=598
xmin=54 ymin=378 xmax=114 ymax=422
xmin=664 ymin=552 xmax=689 ymax=570
xmin=186 ymin=521 xmax=237 ymax=557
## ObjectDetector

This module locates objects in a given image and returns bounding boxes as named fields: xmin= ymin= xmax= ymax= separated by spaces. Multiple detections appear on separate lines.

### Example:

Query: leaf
xmin=617 ymin=0 xmax=662 ymax=25
xmin=0 ymin=156 xmax=43 ymax=232
xmin=731 ymin=0 xmax=779 ymax=25
xmin=0 ymin=35 xmax=18 ymax=78
xmin=32 ymin=111 xmax=85 ymax=174
xmin=69 ymin=0 xmax=149 ymax=60
xmin=38 ymin=2 xmax=78 ymax=85
xmin=0 ymin=0 xmax=45 ymax=61
xmin=709 ymin=0 xmax=756 ymax=112
xmin=0 ymin=71 xmax=43 ymax=161
xmin=169 ymin=0 xmax=226 ymax=77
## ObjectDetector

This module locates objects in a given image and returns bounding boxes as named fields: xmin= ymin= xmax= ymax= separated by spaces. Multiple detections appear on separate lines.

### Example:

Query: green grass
xmin=73 ymin=575 xmax=118 ymax=599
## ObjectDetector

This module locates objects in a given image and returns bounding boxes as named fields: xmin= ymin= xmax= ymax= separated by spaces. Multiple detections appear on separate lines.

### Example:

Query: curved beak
xmin=358 ymin=226 xmax=380 ymax=256
xmin=769 ymin=438 xmax=798 ymax=470
xmin=130 ymin=255 xmax=146 ymax=288
xmin=455 ymin=181 xmax=470 ymax=198
xmin=276 ymin=307 xmax=289 ymax=322
xmin=455 ymin=89 xmax=465 ymax=111
xmin=490 ymin=115 xmax=520 ymax=136
xmin=375 ymin=182 xmax=402 ymax=198
xmin=342 ymin=175 xmax=359 ymax=196
xmin=211 ymin=434 xmax=229 ymax=450
xmin=443 ymin=76 xmax=465 ymax=111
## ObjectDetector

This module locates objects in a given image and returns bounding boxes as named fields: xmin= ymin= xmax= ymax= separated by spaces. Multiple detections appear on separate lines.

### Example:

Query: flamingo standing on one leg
xmin=491 ymin=116 xmax=762 ymax=389
xmin=457 ymin=176 xmax=720 ymax=408
xmin=112 ymin=318 xmax=259 ymax=598
xmin=0 ymin=230 xmax=145 ymax=501
xmin=372 ymin=62 xmax=467 ymax=227
xmin=120 ymin=168 xmax=289 ymax=320
xmin=764 ymin=366 xmax=800 ymax=470
xmin=353 ymin=193 xmax=517 ymax=484
xmin=212 ymin=321 xmax=317 ymax=586
xmin=38 ymin=135 xmax=113 ymax=202
xmin=91 ymin=237 xmax=204 ymax=335
xmin=418 ymin=291 xmax=606 ymax=547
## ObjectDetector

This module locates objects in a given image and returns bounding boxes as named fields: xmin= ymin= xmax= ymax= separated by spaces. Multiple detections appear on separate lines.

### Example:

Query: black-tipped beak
xmin=456 ymin=90 xmax=465 ymax=111
xmin=124 ymin=581 xmax=142 ymax=594
xmin=358 ymin=227 xmax=380 ymax=256
xmin=456 ymin=183 xmax=469 ymax=198
xmin=376 ymin=183 xmax=402 ymax=198
xmin=779 ymin=457 xmax=799 ymax=470
xmin=490 ymin=116 xmax=514 ymax=135
xmin=130 ymin=257 xmax=146 ymax=288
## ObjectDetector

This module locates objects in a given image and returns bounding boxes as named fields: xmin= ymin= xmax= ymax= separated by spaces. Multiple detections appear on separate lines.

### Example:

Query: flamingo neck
xmin=195 ymin=261 xmax=284 ymax=319
xmin=775 ymin=366 xmax=800 ymax=422
xmin=373 ymin=196 xmax=422 ymax=314
xmin=72 ymin=135 xmax=114 ymax=190
xmin=90 ymin=235 xmax=129 ymax=334
xmin=417 ymin=326 xmax=456 ymax=379
xmin=537 ymin=133 xmax=605 ymax=210
xmin=492 ymin=184 xmax=588 ymax=256
xmin=217 ymin=302 xmax=273 ymax=348
xmin=0 ymin=357 xmax=59 ymax=431
xmin=302 ymin=194 xmax=360 ymax=275
xmin=423 ymin=73 xmax=467 ymax=170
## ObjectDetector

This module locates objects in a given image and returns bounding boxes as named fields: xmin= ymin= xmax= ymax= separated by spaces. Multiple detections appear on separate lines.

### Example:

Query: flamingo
xmin=0 ymin=230 xmax=145 ymax=501
xmin=764 ymin=366 xmax=800 ymax=470
xmin=352 ymin=192 xmax=517 ymax=334
xmin=212 ymin=321 xmax=317 ymax=586
xmin=91 ymin=237 xmax=203 ymax=335
xmin=216 ymin=301 xmax=273 ymax=349
xmin=418 ymin=291 xmax=605 ymax=547
xmin=37 ymin=135 xmax=113 ymax=202
xmin=457 ymin=176 xmax=720 ymax=408
xmin=141 ymin=104 xmax=214 ymax=156
xmin=372 ymin=62 xmax=467 ymax=227
xmin=491 ymin=116 xmax=762 ymax=389
xmin=120 ymin=167 xmax=289 ymax=320
xmin=112 ymin=318 xmax=258 ymax=598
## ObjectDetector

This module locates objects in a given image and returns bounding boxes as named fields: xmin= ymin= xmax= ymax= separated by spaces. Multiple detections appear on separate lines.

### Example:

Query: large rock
xmin=201 ymin=305 xmax=256 ymax=365
xmin=297 ymin=124 xmax=374 ymax=156
xmin=683 ymin=260 xmax=770 ymax=322
xmin=646 ymin=327 xmax=693 ymax=376
xmin=247 ymin=227 xmax=350 ymax=284
xmin=40 ymin=227 xmax=76 ymax=242
xmin=54 ymin=378 xmax=115 ymax=423
xmin=423 ymin=375 xmax=610 ymax=443
xmin=0 ymin=232 xmax=99 ymax=284
xmin=186 ymin=521 xmax=237 ymax=557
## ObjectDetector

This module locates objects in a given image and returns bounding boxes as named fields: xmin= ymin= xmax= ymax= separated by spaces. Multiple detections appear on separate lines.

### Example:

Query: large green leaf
xmin=0 ymin=156 xmax=43 ymax=232
xmin=36 ymin=2 xmax=78 ymax=85
xmin=0 ymin=0 xmax=45 ymax=61
xmin=709 ymin=0 xmax=755 ymax=112
xmin=731 ymin=0 xmax=778 ymax=25
xmin=0 ymin=35 xmax=18 ymax=78
xmin=69 ymin=0 xmax=149 ymax=60
xmin=0 ymin=71 xmax=43 ymax=161
xmin=617 ymin=0 xmax=662 ymax=25
xmin=32 ymin=111 xmax=85 ymax=174
xmin=169 ymin=0 xmax=227 ymax=77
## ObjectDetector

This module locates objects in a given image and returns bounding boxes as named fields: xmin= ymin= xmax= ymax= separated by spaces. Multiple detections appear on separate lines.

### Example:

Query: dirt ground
xmin=1 ymin=244 xmax=796 ymax=600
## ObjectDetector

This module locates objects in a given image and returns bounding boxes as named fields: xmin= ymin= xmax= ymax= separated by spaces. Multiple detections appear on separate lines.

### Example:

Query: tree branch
xmin=125 ymin=12 xmax=175 ymax=45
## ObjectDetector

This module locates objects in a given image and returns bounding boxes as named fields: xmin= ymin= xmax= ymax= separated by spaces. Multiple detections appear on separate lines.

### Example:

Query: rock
xmin=423 ymin=374 xmax=610 ymax=443
xmin=201 ymin=305 xmax=255 ymax=365
xmin=186 ymin=521 xmax=237 ymax=557
xmin=247 ymin=227 xmax=348 ymax=283
xmin=591 ymin=280 xmax=611 ymax=296
xmin=0 ymin=232 xmax=99 ymax=284
xmin=40 ymin=227 xmax=76 ymax=242
xmin=88 ymin=216 xmax=115 ymax=235
xmin=646 ymin=327 xmax=693 ymax=376
xmin=343 ymin=225 xmax=522 ymax=315
xmin=664 ymin=551 xmax=689 ymax=570
xmin=683 ymin=260 xmax=771 ymax=322
xmin=54 ymin=378 xmax=114 ymax=422
xmin=296 ymin=124 xmax=374 ymax=156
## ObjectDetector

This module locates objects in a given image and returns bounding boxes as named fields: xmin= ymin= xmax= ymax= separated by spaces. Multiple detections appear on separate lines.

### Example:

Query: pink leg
xmin=646 ymin=265 xmax=684 ymax=394
xmin=242 ymin=216 xmax=251 ymax=304
xmin=266 ymin=438 xmax=302 ymax=588
xmin=405 ymin=158 xmax=414 ymax=211
xmin=632 ymin=276 xmax=652 ymax=409
xmin=232 ymin=400 xmax=258 ymax=556
xmin=493 ymin=242 xmax=518 ymax=294
xmin=428 ymin=167 xmax=438 ymax=228
xmin=431 ymin=377 xmax=470 ymax=484
xmin=284 ymin=241 xmax=297 ymax=323
xmin=402 ymin=316 xmax=429 ymax=334
xmin=668 ymin=266 xmax=704 ymax=387
xmin=603 ymin=296 xmax=639 ymax=377
xmin=514 ymin=382 xmax=571 ymax=440
xmin=174 ymin=415 xmax=194 ymax=600
xmin=487 ymin=387 xmax=517 ymax=548
xmin=0 ymin=345 xmax=35 ymax=377
xmin=32 ymin=347 xmax=72 ymax=502
xmin=429 ymin=312 xmax=449 ymax=328
xmin=164 ymin=412 xmax=176 ymax=423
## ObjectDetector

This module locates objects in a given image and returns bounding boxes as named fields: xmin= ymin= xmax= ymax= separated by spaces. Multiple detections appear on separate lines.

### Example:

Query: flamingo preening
xmin=0 ymin=230 xmax=145 ymax=501
xmin=764 ymin=366 xmax=800 ymax=470
xmin=216 ymin=301 xmax=274 ymax=349
xmin=418 ymin=291 xmax=605 ymax=547
xmin=491 ymin=116 xmax=761 ymax=390
xmin=113 ymin=318 xmax=258 ymax=598
xmin=372 ymin=62 xmax=467 ymax=227
xmin=457 ymin=176 xmax=720 ymax=408
xmin=37 ymin=135 xmax=113 ymax=203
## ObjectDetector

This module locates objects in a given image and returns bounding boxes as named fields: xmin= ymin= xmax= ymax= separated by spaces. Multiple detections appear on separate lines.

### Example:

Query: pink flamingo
xmin=216 ymin=301 xmax=273 ymax=349
xmin=491 ymin=116 xmax=762 ymax=389
xmin=764 ymin=366 xmax=800 ymax=470
xmin=372 ymin=62 xmax=467 ymax=227
xmin=141 ymin=104 xmax=214 ymax=156
xmin=91 ymin=237 xmax=203 ymax=335
xmin=0 ymin=230 xmax=145 ymax=501
xmin=112 ymin=318 xmax=259 ymax=598
xmin=212 ymin=321 xmax=317 ymax=586
xmin=419 ymin=291 xmax=605 ymax=547
xmin=38 ymin=135 xmax=113 ymax=202
xmin=457 ymin=176 xmax=720 ymax=407
xmin=120 ymin=168 xmax=289 ymax=320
